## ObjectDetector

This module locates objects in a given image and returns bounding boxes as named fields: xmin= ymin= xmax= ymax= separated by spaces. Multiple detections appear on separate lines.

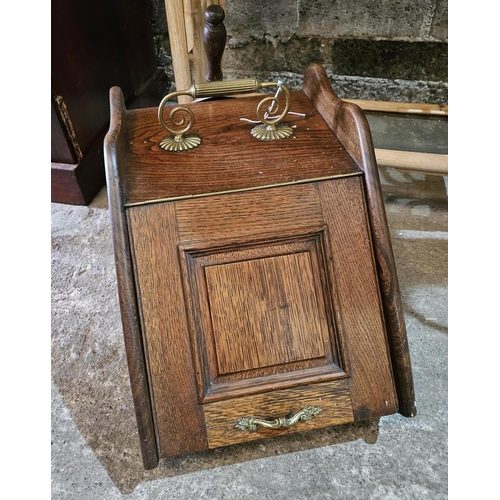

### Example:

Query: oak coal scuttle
xmin=104 ymin=63 xmax=416 ymax=470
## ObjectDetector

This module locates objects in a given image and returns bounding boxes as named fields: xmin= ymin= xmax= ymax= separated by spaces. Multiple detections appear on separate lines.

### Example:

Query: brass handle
xmin=234 ymin=405 xmax=322 ymax=432
xmin=157 ymin=79 xmax=293 ymax=152
xmin=193 ymin=79 xmax=263 ymax=97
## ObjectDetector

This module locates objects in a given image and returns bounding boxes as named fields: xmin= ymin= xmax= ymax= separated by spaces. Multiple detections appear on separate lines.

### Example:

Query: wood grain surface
xmin=318 ymin=177 xmax=398 ymax=419
xmin=205 ymin=252 xmax=328 ymax=373
xmin=175 ymin=182 xmax=326 ymax=245
xmin=124 ymin=91 xmax=360 ymax=206
xmin=127 ymin=202 xmax=208 ymax=458
xmin=204 ymin=379 xmax=354 ymax=448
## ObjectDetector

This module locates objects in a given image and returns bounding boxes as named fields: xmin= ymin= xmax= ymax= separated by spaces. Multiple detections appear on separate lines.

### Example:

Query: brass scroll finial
xmin=234 ymin=405 xmax=322 ymax=432
xmin=251 ymin=82 xmax=293 ymax=141
xmin=157 ymin=79 xmax=294 ymax=152
xmin=158 ymin=94 xmax=201 ymax=152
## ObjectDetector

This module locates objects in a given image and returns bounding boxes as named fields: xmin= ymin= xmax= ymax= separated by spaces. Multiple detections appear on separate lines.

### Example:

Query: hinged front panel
xmin=127 ymin=177 xmax=398 ymax=456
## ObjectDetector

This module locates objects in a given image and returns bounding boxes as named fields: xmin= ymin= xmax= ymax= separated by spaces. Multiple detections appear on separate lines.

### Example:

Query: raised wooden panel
xmin=178 ymin=231 xmax=346 ymax=403
xmin=206 ymin=252 xmax=326 ymax=373
xmin=204 ymin=379 xmax=354 ymax=448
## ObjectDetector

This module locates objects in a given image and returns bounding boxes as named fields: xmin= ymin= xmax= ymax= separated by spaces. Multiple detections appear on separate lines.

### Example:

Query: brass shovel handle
xmin=157 ymin=79 xmax=292 ymax=151
xmin=193 ymin=78 xmax=264 ymax=98
xmin=234 ymin=405 xmax=322 ymax=432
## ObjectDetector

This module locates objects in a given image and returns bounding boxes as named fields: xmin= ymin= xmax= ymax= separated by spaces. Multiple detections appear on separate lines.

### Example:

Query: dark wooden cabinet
xmin=104 ymin=63 xmax=416 ymax=469
xmin=51 ymin=0 xmax=158 ymax=205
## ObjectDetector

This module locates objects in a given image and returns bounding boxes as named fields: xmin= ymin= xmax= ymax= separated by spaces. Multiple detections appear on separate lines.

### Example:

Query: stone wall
xmin=148 ymin=0 xmax=447 ymax=104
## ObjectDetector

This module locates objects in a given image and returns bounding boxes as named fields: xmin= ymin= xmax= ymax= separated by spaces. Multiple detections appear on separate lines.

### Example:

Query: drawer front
xmin=204 ymin=380 xmax=353 ymax=448
xmin=127 ymin=176 xmax=397 ymax=457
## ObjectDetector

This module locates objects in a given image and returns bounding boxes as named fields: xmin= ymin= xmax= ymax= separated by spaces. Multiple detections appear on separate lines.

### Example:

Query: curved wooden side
xmin=303 ymin=63 xmax=417 ymax=418
xmin=103 ymin=87 xmax=160 ymax=468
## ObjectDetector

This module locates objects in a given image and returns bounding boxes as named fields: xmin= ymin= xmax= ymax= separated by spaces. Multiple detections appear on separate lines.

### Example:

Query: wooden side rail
xmin=345 ymin=99 xmax=447 ymax=116
xmin=375 ymin=149 xmax=448 ymax=176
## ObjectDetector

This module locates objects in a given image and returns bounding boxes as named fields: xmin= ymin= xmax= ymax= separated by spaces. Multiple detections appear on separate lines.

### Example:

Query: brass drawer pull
xmin=157 ymin=78 xmax=293 ymax=152
xmin=234 ymin=405 xmax=322 ymax=432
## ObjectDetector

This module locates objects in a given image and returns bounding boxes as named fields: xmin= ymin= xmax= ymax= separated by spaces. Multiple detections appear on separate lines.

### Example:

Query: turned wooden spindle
xmin=203 ymin=4 xmax=226 ymax=82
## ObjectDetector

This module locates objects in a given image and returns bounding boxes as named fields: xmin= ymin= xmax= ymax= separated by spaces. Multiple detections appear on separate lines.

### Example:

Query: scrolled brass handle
xmin=234 ymin=405 xmax=322 ymax=432
xmin=157 ymin=79 xmax=293 ymax=152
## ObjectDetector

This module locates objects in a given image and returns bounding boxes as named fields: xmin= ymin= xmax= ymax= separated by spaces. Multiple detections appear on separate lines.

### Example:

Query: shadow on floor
xmin=53 ymin=378 xmax=380 ymax=494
